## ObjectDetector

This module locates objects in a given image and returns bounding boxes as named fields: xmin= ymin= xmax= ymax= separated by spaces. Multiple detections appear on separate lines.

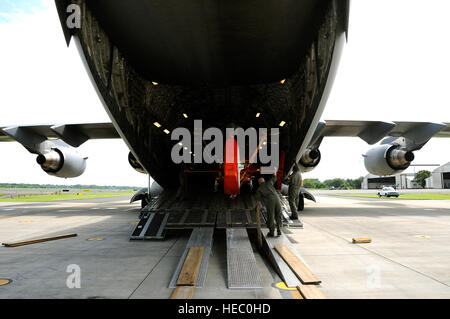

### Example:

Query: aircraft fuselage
xmin=56 ymin=0 xmax=349 ymax=188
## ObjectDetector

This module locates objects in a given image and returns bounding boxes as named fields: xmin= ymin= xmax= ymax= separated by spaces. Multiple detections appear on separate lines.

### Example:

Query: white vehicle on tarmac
xmin=377 ymin=186 xmax=399 ymax=198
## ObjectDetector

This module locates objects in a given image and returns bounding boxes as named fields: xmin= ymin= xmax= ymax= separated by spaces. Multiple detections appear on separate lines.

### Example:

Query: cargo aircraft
xmin=1 ymin=1 xmax=449 ymax=210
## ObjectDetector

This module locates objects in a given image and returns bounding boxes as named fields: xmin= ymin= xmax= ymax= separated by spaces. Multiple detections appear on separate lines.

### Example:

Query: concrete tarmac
xmin=292 ymin=194 xmax=450 ymax=298
xmin=0 ymin=198 xmax=283 ymax=299
xmin=0 ymin=194 xmax=449 ymax=299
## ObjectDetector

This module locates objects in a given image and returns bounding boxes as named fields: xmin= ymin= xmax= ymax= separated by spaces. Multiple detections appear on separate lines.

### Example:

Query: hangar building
xmin=361 ymin=173 xmax=420 ymax=190
xmin=362 ymin=162 xmax=450 ymax=189
xmin=425 ymin=162 xmax=450 ymax=189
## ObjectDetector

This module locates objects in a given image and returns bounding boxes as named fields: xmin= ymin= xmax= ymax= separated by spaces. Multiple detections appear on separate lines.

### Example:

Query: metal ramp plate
xmin=166 ymin=209 xmax=217 ymax=229
xmin=262 ymin=232 xmax=310 ymax=288
xmin=277 ymin=192 xmax=303 ymax=228
xmin=216 ymin=208 xmax=267 ymax=229
xmin=169 ymin=227 xmax=214 ymax=288
xmin=130 ymin=212 xmax=169 ymax=240
xmin=226 ymin=228 xmax=263 ymax=289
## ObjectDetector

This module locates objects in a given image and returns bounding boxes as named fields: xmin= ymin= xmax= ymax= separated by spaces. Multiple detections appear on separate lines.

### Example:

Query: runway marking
xmin=0 ymin=214 xmax=26 ymax=220
xmin=0 ymin=279 xmax=12 ymax=286
xmin=274 ymin=281 xmax=297 ymax=291
xmin=19 ymin=220 xmax=33 ymax=223
xmin=415 ymin=235 xmax=431 ymax=239
xmin=424 ymin=209 xmax=436 ymax=211
xmin=88 ymin=238 xmax=104 ymax=241
xmin=0 ymin=201 xmax=127 ymax=220
xmin=106 ymin=208 xmax=118 ymax=210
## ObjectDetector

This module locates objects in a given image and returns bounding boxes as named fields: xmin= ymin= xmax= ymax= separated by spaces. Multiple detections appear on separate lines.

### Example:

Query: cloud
xmin=0 ymin=0 xmax=49 ymax=23
xmin=313 ymin=0 xmax=450 ymax=180
xmin=0 ymin=2 xmax=147 ymax=187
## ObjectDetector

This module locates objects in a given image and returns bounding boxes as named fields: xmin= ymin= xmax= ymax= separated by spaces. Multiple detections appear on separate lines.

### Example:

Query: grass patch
xmin=0 ymin=193 xmax=131 ymax=202
xmin=332 ymin=193 xmax=450 ymax=200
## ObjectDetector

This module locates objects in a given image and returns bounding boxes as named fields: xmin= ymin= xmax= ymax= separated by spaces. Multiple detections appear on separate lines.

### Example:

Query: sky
xmin=0 ymin=0 xmax=449 ymax=187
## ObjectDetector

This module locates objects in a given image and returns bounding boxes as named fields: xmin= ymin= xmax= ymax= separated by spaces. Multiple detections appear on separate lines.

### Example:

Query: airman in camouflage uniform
xmin=255 ymin=174 xmax=282 ymax=237
xmin=287 ymin=164 xmax=302 ymax=220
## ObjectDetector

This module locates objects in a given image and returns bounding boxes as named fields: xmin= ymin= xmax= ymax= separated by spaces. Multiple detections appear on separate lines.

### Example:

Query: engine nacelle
xmin=364 ymin=144 xmax=415 ymax=176
xmin=36 ymin=148 xmax=87 ymax=178
xmin=128 ymin=152 xmax=146 ymax=174
xmin=299 ymin=148 xmax=321 ymax=173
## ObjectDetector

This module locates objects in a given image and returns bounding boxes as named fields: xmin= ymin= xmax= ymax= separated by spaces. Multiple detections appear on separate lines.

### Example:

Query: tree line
xmin=303 ymin=177 xmax=364 ymax=190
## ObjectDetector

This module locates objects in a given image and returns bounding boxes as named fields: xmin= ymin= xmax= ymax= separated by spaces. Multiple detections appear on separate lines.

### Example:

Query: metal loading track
xmin=165 ymin=223 xmax=313 ymax=295
xmin=169 ymin=227 xmax=264 ymax=294
xmin=130 ymin=212 xmax=169 ymax=240
xmin=130 ymin=189 xmax=302 ymax=240
xmin=226 ymin=228 xmax=263 ymax=289
xmin=276 ymin=192 xmax=304 ymax=228
xmin=169 ymin=227 xmax=214 ymax=288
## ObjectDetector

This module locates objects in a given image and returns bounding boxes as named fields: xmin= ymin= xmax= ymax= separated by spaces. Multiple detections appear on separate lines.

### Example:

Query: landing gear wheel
xmin=297 ymin=193 xmax=304 ymax=211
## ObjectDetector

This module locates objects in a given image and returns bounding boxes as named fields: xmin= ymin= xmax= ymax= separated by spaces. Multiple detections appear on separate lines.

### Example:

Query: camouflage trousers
xmin=288 ymin=187 xmax=300 ymax=218
xmin=264 ymin=196 xmax=282 ymax=234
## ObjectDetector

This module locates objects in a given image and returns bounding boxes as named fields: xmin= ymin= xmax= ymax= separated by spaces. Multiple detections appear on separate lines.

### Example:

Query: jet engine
xmin=36 ymin=148 xmax=87 ymax=178
xmin=128 ymin=152 xmax=146 ymax=174
xmin=299 ymin=148 xmax=321 ymax=173
xmin=364 ymin=144 xmax=415 ymax=176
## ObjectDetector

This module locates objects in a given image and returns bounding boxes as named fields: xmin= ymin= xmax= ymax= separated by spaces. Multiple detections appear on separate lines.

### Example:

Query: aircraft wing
xmin=309 ymin=120 xmax=450 ymax=150
xmin=0 ymin=122 xmax=120 ymax=148
xmin=2 ymin=120 xmax=448 ymax=150
xmin=434 ymin=122 xmax=450 ymax=137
